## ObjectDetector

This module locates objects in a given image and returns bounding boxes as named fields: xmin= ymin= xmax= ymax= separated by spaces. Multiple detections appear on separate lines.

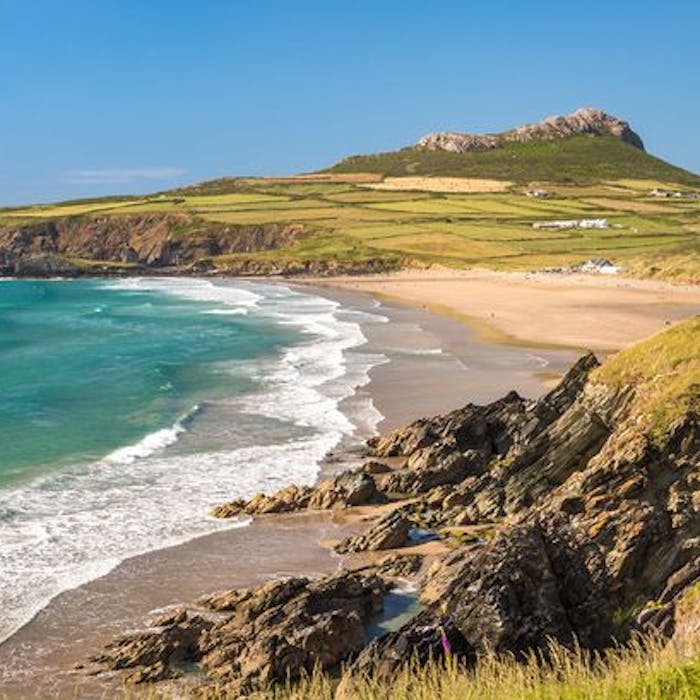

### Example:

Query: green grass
xmin=593 ymin=316 xmax=700 ymax=443
xmin=327 ymin=136 xmax=700 ymax=187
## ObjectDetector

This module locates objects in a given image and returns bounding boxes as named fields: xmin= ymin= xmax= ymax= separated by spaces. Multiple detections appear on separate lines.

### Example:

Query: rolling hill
xmin=0 ymin=109 xmax=698 ymax=281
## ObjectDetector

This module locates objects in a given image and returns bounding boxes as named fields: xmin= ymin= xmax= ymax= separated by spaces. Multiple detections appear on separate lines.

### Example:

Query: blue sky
xmin=1 ymin=0 xmax=698 ymax=205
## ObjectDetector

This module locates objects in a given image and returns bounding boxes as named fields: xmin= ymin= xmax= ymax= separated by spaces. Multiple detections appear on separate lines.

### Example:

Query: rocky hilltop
xmin=85 ymin=317 xmax=700 ymax=695
xmin=417 ymin=108 xmax=645 ymax=153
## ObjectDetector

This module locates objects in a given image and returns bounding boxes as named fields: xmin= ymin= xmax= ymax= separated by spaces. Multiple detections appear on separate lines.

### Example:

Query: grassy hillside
xmin=327 ymin=136 xmax=700 ymax=187
xmin=593 ymin=315 xmax=700 ymax=442
xmin=1 ymin=137 xmax=698 ymax=281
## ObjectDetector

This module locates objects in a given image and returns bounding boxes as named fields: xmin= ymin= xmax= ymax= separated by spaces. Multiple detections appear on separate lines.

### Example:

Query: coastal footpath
xmin=82 ymin=315 xmax=700 ymax=696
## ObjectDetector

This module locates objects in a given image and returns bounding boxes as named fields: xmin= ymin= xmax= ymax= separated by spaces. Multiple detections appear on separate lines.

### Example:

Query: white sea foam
xmin=384 ymin=346 xmax=444 ymax=356
xmin=107 ymin=277 xmax=262 ymax=310
xmin=0 ymin=279 xmax=388 ymax=644
xmin=202 ymin=308 xmax=249 ymax=316
xmin=103 ymin=404 xmax=202 ymax=465
xmin=525 ymin=353 xmax=550 ymax=368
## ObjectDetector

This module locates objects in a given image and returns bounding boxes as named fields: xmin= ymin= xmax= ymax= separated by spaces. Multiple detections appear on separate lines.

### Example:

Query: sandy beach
xmin=302 ymin=268 xmax=700 ymax=352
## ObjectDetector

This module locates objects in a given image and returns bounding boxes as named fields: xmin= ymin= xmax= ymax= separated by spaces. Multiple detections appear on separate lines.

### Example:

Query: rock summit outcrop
xmin=417 ymin=108 xmax=645 ymax=153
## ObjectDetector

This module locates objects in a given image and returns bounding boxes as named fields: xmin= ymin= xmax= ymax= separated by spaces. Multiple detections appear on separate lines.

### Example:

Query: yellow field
xmin=362 ymin=176 xmax=512 ymax=193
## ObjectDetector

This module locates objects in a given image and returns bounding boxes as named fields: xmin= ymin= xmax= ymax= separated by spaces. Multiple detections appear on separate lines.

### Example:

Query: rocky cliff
xmin=0 ymin=213 xmax=306 ymax=276
xmin=0 ymin=213 xmax=404 ymax=277
xmin=85 ymin=317 xmax=700 ymax=695
xmin=417 ymin=107 xmax=645 ymax=153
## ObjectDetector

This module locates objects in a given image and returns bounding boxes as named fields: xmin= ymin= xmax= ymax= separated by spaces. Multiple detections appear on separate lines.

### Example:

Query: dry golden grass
xmin=6 ymin=200 xmax=146 ymax=217
xmin=609 ymin=178 xmax=700 ymax=192
xmin=584 ymin=197 xmax=680 ymax=214
xmin=253 ymin=173 xmax=384 ymax=184
xmin=117 ymin=637 xmax=700 ymax=700
xmin=363 ymin=176 xmax=512 ymax=193
xmin=593 ymin=315 xmax=700 ymax=443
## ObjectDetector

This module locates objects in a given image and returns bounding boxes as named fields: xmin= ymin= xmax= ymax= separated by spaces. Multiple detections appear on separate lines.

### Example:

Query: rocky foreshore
xmin=83 ymin=324 xmax=700 ymax=695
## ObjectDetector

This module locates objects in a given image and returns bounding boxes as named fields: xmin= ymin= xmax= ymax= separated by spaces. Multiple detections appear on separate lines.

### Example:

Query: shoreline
xmin=0 ymin=279 xmax=578 ymax=698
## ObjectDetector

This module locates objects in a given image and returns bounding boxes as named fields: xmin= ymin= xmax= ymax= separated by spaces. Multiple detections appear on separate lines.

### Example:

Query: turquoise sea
xmin=0 ymin=278 xmax=386 ymax=641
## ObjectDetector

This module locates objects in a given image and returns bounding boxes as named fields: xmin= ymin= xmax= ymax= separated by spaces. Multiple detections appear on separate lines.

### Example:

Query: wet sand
xmin=0 ymin=284 xmax=577 ymax=698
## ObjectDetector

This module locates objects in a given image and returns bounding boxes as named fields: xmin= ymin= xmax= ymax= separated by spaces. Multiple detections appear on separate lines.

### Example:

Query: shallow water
xmin=0 ymin=277 xmax=386 ymax=642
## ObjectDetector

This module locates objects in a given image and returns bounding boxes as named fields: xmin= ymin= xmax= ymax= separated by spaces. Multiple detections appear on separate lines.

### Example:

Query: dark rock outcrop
xmin=88 ymin=611 xmax=213 ymax=683
xmin=211 ymin=470 xmax=384 ymax=518
xmin=89 ymin=572 xmax=389 ymax=693
xmin=335 ymin=506 xmax=413 ymax=553
xmin=349 ymin=609 xmax=471 ymax=681
xmin=418 ymin=108 xmax=645 ymax=153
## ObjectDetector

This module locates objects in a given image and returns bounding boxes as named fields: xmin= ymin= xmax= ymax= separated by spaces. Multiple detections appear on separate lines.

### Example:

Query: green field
xmin=1 ymin=138 xmax=699 ymax=280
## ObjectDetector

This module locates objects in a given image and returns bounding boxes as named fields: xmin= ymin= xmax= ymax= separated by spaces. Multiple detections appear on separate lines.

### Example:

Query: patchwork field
xmin=1 ymin=171 xmax=699 ymax=280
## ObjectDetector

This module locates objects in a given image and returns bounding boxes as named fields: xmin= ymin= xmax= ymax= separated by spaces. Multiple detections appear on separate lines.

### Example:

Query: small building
xmin=525 ymin=188 xmax=551 ymax=199
xmin=532 ymin=218 xmax=609 ymax=230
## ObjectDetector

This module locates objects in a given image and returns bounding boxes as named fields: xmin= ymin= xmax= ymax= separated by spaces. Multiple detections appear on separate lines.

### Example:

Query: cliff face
xmin=85 ymin=318 xmax=700 ymax=694
xmin=417 ymin=107 xmax=645 ymax=153
xmin=0 ymin=213 xmax=303 ymax=276
xmin=0 ymin=213 xmax=405 ymax=277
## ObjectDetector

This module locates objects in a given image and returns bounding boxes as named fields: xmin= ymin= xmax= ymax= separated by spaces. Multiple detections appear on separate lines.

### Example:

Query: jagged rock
xmin=376 ymin=553 xmax=424 ymax=578
xmin=198 ymin=577 xmax=310 ymax=616
xmin=12 ymin=252 xmax=83 ymax=276
xmin=359 ymin=460 xmax=393 ymax=475
xmin=358 ymin=517 xmax=614 ymax=677
xmin=87 ymin=340 xmax=700 ymax=691
xmin=349 ymin=609 xmax=472 ymax=681
xmin=150 ymin=608 xmax=188 ymax=627
xmin=441 ymin=524 xmax=584 ymax=653
xmin=308 ymin=471 xmax=381 ymax=508
xmin=494 ymin=381 xmax=623 ymax=515
xmin=335 ymin=507 xmax=413 ymax=553
xmin=668 ymin=561 xmax=700 ymax=654
xmin=212 ymin=471 xmax=383 ymax=519
xmin=198 ymin=572 xmax=387 ymax=693
xmin=89 ymin=571 xmax=389 ymax=693
xmin=209 ymin=484 xmax=312 ymax=518
xmin=368 ymin=392 xmax=528 ymax=478
xmin=417 ymin=108 xmax=644 ymax=153
xmin=89 ymin=611 xmax=213 ymax=681
xmin=127 ymin=661 xmax=177 ymax=684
